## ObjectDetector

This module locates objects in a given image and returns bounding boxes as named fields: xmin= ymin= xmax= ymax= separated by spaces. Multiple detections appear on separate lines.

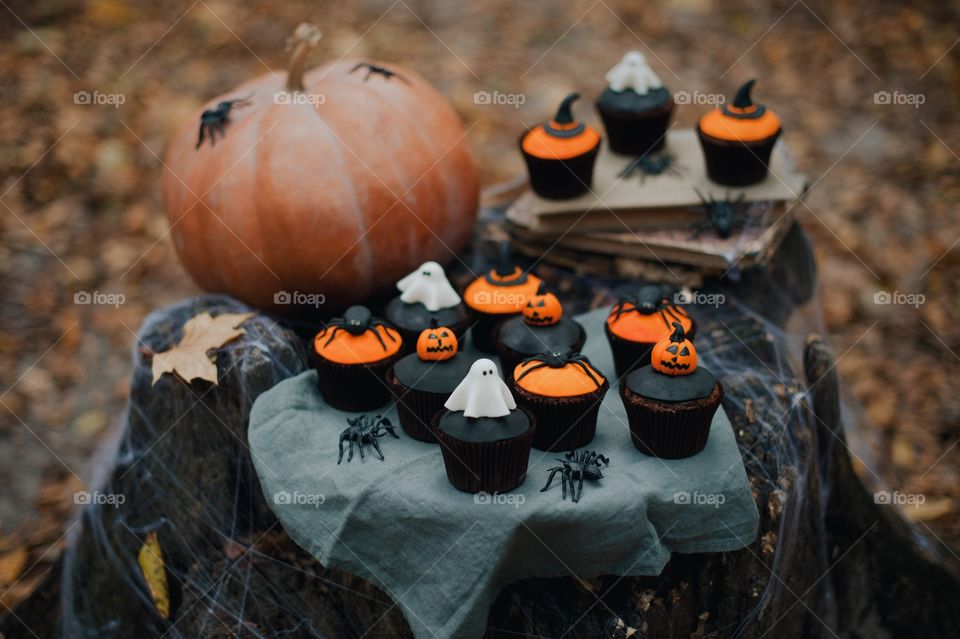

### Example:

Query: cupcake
xmin=596 ymin=51 xmax=674 ymax=156
xmin=494 ymin=283 xmax=586 ymax=382
xmin=384 ymin=260 xmax=472 ymax=352
xmin=604 ymin=284 xmax=695 ymax=380
xmin=696 ymin=79 xmax=782 ymax=186
xmin=434 ymin=359 xmax=536 ymax=494
xmin=463 ymin=242 xmax=542 ymax=353
xmin=520 ymin=92 xmax=602 ymax=199
xmin=620 ymin=322 xmax=722 ymax=459
xmin=386 ymin=321 xmax=475 ymax=442
xmin=312 ymin=306 xmax=403 ymax=412
xmin=510 ymin=352 xmax=608 ymax=451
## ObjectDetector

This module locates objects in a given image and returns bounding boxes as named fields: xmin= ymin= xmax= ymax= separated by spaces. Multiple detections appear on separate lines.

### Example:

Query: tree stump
xmin=3 ymin=225 xmax=959 ymax=639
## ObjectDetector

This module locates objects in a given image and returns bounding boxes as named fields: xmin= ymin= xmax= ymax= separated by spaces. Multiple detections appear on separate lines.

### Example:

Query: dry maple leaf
xmin=138 ymin=531 xmax=170 ymax=620
xmin=151 ymin=312 xmax=253 ymax=385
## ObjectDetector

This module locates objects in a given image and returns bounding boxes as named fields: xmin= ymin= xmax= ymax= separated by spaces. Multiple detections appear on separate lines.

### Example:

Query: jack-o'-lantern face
xmin=523 ymin=284 xmax=562 ymax=326
xmin=651 ymin=322 xmax=697 ymax=376
xmin=416 ymin=323 xmax=458 ymax=361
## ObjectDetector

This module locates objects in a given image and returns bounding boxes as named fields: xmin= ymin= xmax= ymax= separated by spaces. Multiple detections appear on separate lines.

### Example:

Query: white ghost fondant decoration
xmin=397 ymin=261 xmax=462 ymax=311
xmin=605 ymin=51 xmax=663 ymax=94
xmin=444 ymin=358 xmax=516 ymax=419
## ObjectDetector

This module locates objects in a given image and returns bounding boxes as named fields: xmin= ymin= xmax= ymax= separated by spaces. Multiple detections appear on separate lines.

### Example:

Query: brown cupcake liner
xmin=605 ymin=318 xmax=697 ymax=382
xmin=520 ymin=133 xmax=601 ymax=200
xmin=313 ymin=350 xmax=402 ymax=413
xmin=432 ymin=408 xmax=536 ymax=494
xmin=494 ymin=326 xmax=587 ymax=384
xmin=469 ymin=311 xmax=514 ymax=353
xmin=385 ymin=370 xmax=447 ymax=442
xmin=619 ymin=382 xmax=723 ymax=459
xmin=596 ymin=100 xmax=674 ymax=156
xmin=510 ymin=380 xmax=608 ymax=451
xmin=696 ymin=126 xmax=781 ymax=187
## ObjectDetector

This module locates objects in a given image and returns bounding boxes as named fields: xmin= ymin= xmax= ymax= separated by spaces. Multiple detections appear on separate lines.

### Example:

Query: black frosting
xmin=438 ymin=409 xmax=530 ymax=443
xmin=625 ymin=365 xmax=717 ymax=402
xmin=392 ymin=352 xmax=475 ymax=395
xmin=597 ymin=86 xmax=670 ymax=114
xmin=497 ymin=316 xmax=585 ymax=355
xmin=385 ymin=297 xmax=469 ymax=334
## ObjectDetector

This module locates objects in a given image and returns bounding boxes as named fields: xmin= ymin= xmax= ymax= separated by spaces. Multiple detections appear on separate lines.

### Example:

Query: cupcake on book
xmin=385 ymin=260 xmax=471 ymax=352
xmin=434 ymin=359 xmax=536 ymax=494
xmin=605 ymin=284 xmax=695 ymax=379
xmin=511 ymin=351 xmax=608 ymax=451
xmin=312 ymin=306 xmax=403 ymax=412
xmin=620 ymin=323 xmax=722 ymax=459
xmin=494 ymin=283 xmax=586 ymax=381
xmin=463 ymin=242 xmax=542 ymax=353
xmin=697 ymin=79 xmax=782 ymax=186
xmin=386 ymin=321 xmax=475 ymax=442
xmin=596 ymin=51 xmax=674 ymax=156
xmin=520 ymin=93 xmax=602 ymax=200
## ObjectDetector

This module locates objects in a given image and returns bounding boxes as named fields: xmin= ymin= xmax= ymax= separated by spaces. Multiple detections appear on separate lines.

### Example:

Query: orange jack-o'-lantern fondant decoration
xmin=651 ymin=322 xmax=697 ymax=376
xmin=416 ymin=320 xmax=458 ymax=361
xmin=523 ymin=283 xmax=563 ymax=327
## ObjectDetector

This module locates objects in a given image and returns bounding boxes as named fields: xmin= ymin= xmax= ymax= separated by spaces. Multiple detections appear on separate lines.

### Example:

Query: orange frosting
xmin=606 ymin=303 xmax=693 ymax=343
xmin=464 ymin=269 xmax=543 ymax=315
xmin=314 ymin=325 xmax=402 ymax=365
xmin=514 ymin=360 xmax=606 ymax=398
xmin=522 ymin=121 xmax=601 ymax=160
xmin=698 ymin=105 xmax=781 ymax=142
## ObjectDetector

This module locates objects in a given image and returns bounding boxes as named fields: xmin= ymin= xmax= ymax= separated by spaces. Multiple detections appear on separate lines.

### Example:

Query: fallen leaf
xmin=0 ymin=547 xmax=29 ymax=587
xmin=151 ymin=312 xmax=253 ymax=385
xmin=903 ymin=497 xmax=955 ymax=523
xmin=138 ymin=532 xmax=170 ymax=620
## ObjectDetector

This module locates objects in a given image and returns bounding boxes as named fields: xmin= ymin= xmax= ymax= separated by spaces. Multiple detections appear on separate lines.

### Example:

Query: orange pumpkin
xmin=523 ymin=284 xmax=562 ymax=326
xmin=651 ymin=322 xmax=697 ymax=376
xmin=416 ymin=322 xmax=458 ymax=361
xmin=162 ymin=23 xmax=479 ymax=312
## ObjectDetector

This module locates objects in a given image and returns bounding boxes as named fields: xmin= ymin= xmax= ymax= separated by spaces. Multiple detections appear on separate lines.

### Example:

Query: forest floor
xmin=0 ymin=0 xmax=958 ymax=609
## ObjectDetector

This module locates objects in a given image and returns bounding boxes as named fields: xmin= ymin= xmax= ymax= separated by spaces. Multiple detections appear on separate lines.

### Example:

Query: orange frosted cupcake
xmin=510 ymin=352 xmax=608 ymax=451
xmin=313 ymin=306 xmax=403 ymax=411
xmin=604 ymin=285 xmax=695 ymax=380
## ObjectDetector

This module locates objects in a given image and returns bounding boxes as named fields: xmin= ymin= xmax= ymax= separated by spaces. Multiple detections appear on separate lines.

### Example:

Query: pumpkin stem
xmin=285 ymin=23 xmax=322 ymax=93
xmin=670 ymin=321 xmax=685 ymax=342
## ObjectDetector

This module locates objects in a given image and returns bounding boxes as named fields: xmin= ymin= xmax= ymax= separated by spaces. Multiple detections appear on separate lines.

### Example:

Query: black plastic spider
xmin=619 ymin=151 xmax=683 ymax=182
xmin=540 ymin=449 xmax=609 ymax=503
xmin=689 ymin=188 xmax=750 ymax=239
xmin=609 ymin=284 xmax=691 ymax=327
xmin=196 ymin=95 xmax=252 ymax=149
xmin=516 ymin=352 xmax=603 ymax=389
xmin=349 ymin=62 xmax=410 ymax=84
xmin=338 ymin=414 xmax=399 ymax=464
xmin=320 ymin=306 xmax=397 ymax=351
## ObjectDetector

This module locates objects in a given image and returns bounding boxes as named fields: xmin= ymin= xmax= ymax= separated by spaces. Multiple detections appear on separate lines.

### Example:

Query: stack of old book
xmin=506 ymin=130 xmax=807 ymax=285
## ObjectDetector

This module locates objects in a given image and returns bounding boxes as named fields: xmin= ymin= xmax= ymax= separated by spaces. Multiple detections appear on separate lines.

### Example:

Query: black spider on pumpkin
xmin=196 ymin=95 xmax=252 ymax=149
xmin=338 ymin=414 xmax=399 ymax=464
xmin=320 ymin=306 xmax=397 ymax=351
xmin=688 ymin=188 xmax=752 ymax=239
xmin=349 ymin=62 xmax=410 ymax=84
xmin=541 ymin=449 xmax=609 ymax=503
xmin=619 ymin=151 xmax=683 ymax=182
xmin=516 ymin=352 xmax=603 ymax=389
xmin=609 ymin=284 xmax=691 ymax=328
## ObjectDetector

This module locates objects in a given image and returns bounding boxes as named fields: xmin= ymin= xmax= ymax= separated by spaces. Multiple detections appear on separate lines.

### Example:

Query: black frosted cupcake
xmin=604 ymin=284 xmax=696 ymax=380
xmin=596 ymin=51 xmax=674 ymax=156
xmin=520 ymin=93 xmax=602 ymax=199
xmin=384 ymin=260 xmax=471 ymax=352
xmin=312 ymin=306 xmax=403 ymax=412
xmin=386 ymin=321 xmax=475 ymax=442
xmin=494 ymin=283 xmax=586 ymax=382
xmin=620 ymin=323 xmax=722 ymax=459
xmin=697 ymin=79 xmax=782 ymax=186
xmin=510 ymin=352 xmax=608 ymax=451
xmin=463 ymin=242 xmax=543 ymax=353
xmin=434 ymin=358 xmax=536 ymax=494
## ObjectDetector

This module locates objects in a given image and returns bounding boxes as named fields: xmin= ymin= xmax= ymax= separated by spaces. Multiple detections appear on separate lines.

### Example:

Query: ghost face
xmin=444 ymin=358 xmax=517 ymax=419
xmin=397 ymin=261 xmax=462 ymax=312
